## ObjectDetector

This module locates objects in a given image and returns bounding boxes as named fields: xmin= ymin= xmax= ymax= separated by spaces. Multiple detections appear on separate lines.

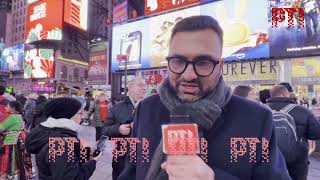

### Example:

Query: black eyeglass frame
xmin=166 ymin=55 xmax=220 ymax=77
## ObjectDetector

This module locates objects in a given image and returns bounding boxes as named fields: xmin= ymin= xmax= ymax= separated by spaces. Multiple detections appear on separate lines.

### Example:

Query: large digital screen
xmin=24 ymin=48 xmax=55 ymax=79
xmin=64 ymin=0 xmax=88 ymax=31
xmin=26 ymin=0 xmax=63 ymax=43
xmin=111 ymin=0 xmax=269 ymax=72
xmin=0 ymin=44 xmax=24 ymax=72
xmin=268 ymin=0 xmax=320 ymax=58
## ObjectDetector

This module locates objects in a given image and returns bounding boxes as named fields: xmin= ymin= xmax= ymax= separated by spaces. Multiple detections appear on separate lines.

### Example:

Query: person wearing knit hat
xmin=25 ymin=97 xmax=99 ymax=180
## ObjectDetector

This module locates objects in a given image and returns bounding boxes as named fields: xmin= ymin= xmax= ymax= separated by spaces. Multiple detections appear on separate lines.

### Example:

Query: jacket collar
xmin=267 ymin=97 xmax=296 ymax=104
xmin=40 ymin=117 xmax=81 ymax=132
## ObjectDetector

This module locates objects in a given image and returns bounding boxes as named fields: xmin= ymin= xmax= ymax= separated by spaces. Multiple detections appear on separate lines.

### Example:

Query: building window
xmin=68 ymin=49 xmax=71 ymax=54
xmin=21 ymin=33 xmax=24 ymax=39
xmin=84 ymin=70 xmax=88 ymax=79
xmin=69 ymin=75 xmax=73 ymax=82
xmin=62 ymin=49 xmax=65 ymax=53
xmin=74 ymin=68 xmax=79 ymax=82
xmin=61 ymin=66 xmax=68 ymax=79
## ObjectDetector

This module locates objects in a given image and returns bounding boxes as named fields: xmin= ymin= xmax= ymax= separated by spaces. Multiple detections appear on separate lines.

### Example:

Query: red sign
xmin=117 ymin=55 xmax=127 ymax=61
xmin=162 ymin=124 xmax=199 ymax=155
xmin=26 ymin=0 xmax=63 ymax=43
xmin=145 ymin=0 xmax=200 ymax=15
xmin=271 ymin=7 xmax=304 ymax=28
xmin=64 ymin=0 xmax=88 ymax=31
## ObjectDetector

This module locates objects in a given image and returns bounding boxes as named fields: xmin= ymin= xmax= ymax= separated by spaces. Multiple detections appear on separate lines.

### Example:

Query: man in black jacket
xmin=267 ymin=85 xmax=320 ymax=180
xmin=118 ymin=16 xmax=291 ymax=180
xmin=103 ymin=77 xmax=146 ymax=180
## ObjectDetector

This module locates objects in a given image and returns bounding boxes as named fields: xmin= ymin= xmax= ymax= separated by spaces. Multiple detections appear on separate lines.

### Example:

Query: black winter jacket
xmin=25 ymin=125 xmax=96 ymax=180
xmin=267 ymin=97 xmax=320 ymax=163
xmin=119 ymin=95 xmax=291 ymax=180
xmin=102 ymin=96 xmax=135 ymax=138
xmin=32 ymin=98 xmax=48 ymax=128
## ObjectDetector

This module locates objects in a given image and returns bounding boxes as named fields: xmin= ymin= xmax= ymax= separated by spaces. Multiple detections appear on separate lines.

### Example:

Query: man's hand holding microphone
xmin=161 ymin=124 xmax=215 ymax=180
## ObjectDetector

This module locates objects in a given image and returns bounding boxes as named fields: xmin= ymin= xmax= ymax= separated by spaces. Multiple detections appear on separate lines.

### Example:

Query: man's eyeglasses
xmin=166 ymin=55 xmax=220 ymax=77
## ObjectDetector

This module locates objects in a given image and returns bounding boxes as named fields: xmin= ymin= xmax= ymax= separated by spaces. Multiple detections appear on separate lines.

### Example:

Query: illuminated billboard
xmin=112 ymin=0 xmax=269 ymax=72
xmin=113 ymin=0 xmax=128 ymax=24
xmin=24 ymin=48 xmax=55 ymax=79
xmin=268 ymin=0 xmax=320 ymax=57
xmin=26 ymin=0 xmax=63 ymax=43
xmin=0 ymin=44 xmax=24 ymax=72
xmin=64 ymin=0 xmax=88 ymax=31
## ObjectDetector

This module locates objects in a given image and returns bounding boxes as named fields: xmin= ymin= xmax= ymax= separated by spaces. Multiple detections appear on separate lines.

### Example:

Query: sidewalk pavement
xmin=308 ymin=152 xmax=320 ymax=180
xmin=79 ymin=125 xmax=113 ymax=180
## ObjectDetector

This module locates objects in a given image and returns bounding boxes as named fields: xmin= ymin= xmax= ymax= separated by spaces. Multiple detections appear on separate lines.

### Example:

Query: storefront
xmin=223 ymin=59 xmax=279 ymax=88
xmin=291 ymin=57 xmax=320 ymax=101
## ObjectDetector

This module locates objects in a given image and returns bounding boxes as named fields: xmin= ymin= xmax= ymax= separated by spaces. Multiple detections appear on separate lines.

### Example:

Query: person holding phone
xmin=25 ymin=97 xmax=98 ymax=180
xmin=103 ymin=77 xmax=147 ymax=180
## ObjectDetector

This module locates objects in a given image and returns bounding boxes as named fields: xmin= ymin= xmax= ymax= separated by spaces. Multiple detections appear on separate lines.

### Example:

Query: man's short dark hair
xmin=259 ymin=89 xmax=271 ymax=104
xmin=279 ymin=82 xmax=293 ymax=93
xmin=233 ymin=85 xmax=252 ymax=98
xmin=170 ymin=15 xmax=224 ymax=45
xmin=0 ymin=86 xmax=5 ymax=96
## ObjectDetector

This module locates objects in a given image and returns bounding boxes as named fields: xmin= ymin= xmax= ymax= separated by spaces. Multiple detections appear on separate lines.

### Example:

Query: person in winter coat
xmin=267 ymin=85 xmax=320 ymax=180
xmin=25 ymin=97 xmax=98 ymax=180
xmin=31 ymin=95 xmax=48 ymax=129
xmin=0 ymin=86 xmax=10 ymax=122
xmin=0 ymin=101 xmax=31 ymax=180
xmin=15 ymin=94 xmax=27 ymax=108
xmin=118 ymin=16 xmax=291 ymax=180
xmin=83 ymin=93 xmax=109 ymax=141
xmin=103 ymin=77 xmax=147 ymax=180
xmin=23 ymin=93 xmax=38 ymax=131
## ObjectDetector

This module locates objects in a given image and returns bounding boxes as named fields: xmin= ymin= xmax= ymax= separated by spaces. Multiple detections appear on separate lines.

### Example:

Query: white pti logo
xmin=168 ymin=129 xmax=194 ymax=139
xmin=30 ymin=3 xmax=47 ymax=22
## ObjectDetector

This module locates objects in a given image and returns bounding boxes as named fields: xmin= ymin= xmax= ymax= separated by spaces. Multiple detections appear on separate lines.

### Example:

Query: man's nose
xmin=181 ymin=64 xmax=198 ymax=81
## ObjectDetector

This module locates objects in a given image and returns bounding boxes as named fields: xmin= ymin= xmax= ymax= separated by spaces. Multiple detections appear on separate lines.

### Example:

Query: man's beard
xmin=171 ymin=78 xmax=213 ymax=103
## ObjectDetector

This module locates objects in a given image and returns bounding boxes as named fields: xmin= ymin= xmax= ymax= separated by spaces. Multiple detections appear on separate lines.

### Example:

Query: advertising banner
xmin=88 ymin=42 xmax=108 ymax=83
xmin=144 ymin=0 xmax=214 ymax=16
xmin=113 ymin=0 xmax=128 ymax=24
xmin=223 ymin=60 xmax=278 ymax=82
xmin=0 ymin=44 xmax=24 ymax=72
xmin=292 ymin=57 xmax=320 ymax=77
xmin=24 ymin=48 xmax=55 ymax=79
xmin=64 ymin=0 xmax=88 ymax=31
xmin=26 ymin=0 xmax=63 ymax=43
xmin=111 ymin=0 xmax=270 ymax=72
xmin=268 ymin=0 xmax=320 ymax=58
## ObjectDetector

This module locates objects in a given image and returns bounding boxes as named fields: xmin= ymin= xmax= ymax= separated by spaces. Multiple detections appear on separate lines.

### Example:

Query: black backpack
xmin=268 ymin=104 xmax=299 ymax=162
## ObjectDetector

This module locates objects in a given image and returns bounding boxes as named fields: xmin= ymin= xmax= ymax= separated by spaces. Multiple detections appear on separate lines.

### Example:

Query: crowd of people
xmin=0 ymin=15 xmax=320 ymax=180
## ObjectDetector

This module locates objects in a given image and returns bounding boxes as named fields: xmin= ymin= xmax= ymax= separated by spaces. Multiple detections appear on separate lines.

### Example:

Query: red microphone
xmin=162 ymin=123 xmax=200 ymax=155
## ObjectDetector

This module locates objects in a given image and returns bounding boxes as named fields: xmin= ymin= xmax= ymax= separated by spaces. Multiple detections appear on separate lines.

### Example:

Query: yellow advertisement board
xmin=292 ymin=57 xmax=320 ymax=78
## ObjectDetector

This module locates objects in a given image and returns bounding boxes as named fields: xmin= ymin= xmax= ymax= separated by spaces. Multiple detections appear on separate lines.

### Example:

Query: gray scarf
xmin=145 ymin=76 xmax=232 ymax=180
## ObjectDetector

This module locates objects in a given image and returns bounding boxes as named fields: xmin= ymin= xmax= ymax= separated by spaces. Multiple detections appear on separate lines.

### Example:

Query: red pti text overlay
xmin=48 ymin=137 xmax=270 ymax=163
xmin=271 ymin=7 xmax=305 ymax=28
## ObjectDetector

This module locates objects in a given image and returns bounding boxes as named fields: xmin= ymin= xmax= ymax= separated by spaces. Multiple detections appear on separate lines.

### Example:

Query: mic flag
xmin=162 ymin=123 xmax=200 ymax=155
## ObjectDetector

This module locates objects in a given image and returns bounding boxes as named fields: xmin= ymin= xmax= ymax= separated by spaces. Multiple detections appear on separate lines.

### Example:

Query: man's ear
xmin=219 ymin=59 xmax=224 ymax=72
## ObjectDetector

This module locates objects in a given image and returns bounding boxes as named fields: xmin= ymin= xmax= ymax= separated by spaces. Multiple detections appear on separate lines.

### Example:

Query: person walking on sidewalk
xmin=23 ymin=93 xmax=38 ymax=132
xmin=25 ymin=97 xmax=98 ymax=180
xmin=267 ymin=85 xmax=320 ymax=180
xmin=83 ymin=93 xmax=110 ymax=141
xmin=103 ymin=77 xmax=147 ymax=180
